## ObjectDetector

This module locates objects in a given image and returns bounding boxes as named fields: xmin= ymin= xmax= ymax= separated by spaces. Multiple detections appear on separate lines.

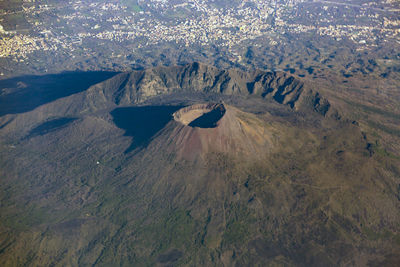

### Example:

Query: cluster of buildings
xmin=0 ymin=34 xmax=54 ymax=59
xmin=0 ymin=0 xmax=399 ymax=61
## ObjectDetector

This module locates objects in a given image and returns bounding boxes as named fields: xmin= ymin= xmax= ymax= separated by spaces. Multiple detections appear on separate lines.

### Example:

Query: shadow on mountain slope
xmin=26 ymin=117 xmax=78 ymax=139
xmin=0 ymin=71 xmax=118 ymax=116
xmin=111 ymin=105 xmax=183 ymax=152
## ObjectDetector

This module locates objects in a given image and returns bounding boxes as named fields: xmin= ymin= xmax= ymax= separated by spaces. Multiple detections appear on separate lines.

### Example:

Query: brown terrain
xmin=0 ymin=63 xmax=399 ymax=266
xmin=167 ymin=103 xmax=273 ymax=160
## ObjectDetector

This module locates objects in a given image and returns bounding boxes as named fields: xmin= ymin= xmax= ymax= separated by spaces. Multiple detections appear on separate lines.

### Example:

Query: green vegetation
xmin=151 ymin=209 xmax=195 ymax=249
xmin=367 ymin=120 xmax=400 ymax=138
xmin=368 ymin=141 xmax=400 ymax=159
xmin=362 ymin=226 xmax=396 ymax=241
xmin=0 ymin=65 xmax=399 ymax=266
xmin=121 ymin=0 xmax=142 ymax=12
xmin=222 ymin=204 xmax=253 ymax=246
xmin=2 ymin=13 xmax=30 ymax=31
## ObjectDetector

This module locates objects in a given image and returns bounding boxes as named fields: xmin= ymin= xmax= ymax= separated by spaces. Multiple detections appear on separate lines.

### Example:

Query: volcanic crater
xmin=173 ymin=103 xmax=226 ymax=128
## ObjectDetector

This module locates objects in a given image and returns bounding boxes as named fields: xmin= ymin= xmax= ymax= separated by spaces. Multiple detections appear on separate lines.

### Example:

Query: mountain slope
xmin=0 ymin=64 xmax=399 ymax=266
xmin=77 ymin=62 xmax=331 ymax=116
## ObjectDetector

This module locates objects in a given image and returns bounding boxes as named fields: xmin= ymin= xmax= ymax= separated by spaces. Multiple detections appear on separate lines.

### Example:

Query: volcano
xmin=158 ymin=103 xmax=274 ymax=160
xmin=0 ymin=63 xmax=399 ymax=266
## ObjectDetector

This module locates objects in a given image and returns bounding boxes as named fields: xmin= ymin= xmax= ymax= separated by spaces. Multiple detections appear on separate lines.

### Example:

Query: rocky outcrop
xmin=87 ymin=62 xmax=332 ymax=115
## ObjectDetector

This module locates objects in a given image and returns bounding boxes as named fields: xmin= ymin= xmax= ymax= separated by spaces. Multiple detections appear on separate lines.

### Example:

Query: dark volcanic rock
xmin=0 ymin=63 xmax=398 ymax=267
xmin=81 ymin=62 xmax=332 ymax=116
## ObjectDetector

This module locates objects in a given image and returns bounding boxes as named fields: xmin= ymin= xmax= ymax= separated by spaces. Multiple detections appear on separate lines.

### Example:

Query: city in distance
xmin=0 ymin=1 xmax=399 ymax=266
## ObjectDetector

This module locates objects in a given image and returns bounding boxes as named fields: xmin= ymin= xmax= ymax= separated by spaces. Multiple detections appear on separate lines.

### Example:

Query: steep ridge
xmin=0 ymin=69 xmax=311 ymax=161
xmin=0 ymin=62 xmax=336 ymax=136
xmin=83 ymin=62 xmax=331 ymax=116
xmin=0 ymin=63 xmax=332 ymax=140
xmin=0 ymin=64 xmax=399 ymax=266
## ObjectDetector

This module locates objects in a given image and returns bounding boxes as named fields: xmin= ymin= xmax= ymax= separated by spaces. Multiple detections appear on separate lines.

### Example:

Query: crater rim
xmin=173 ymin=103 xmax=226 ymax=128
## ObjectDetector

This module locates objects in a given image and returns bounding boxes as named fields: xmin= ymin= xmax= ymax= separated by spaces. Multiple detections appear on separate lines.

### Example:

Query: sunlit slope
xmin=0 ymin=64 xmax=399 ymax=266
